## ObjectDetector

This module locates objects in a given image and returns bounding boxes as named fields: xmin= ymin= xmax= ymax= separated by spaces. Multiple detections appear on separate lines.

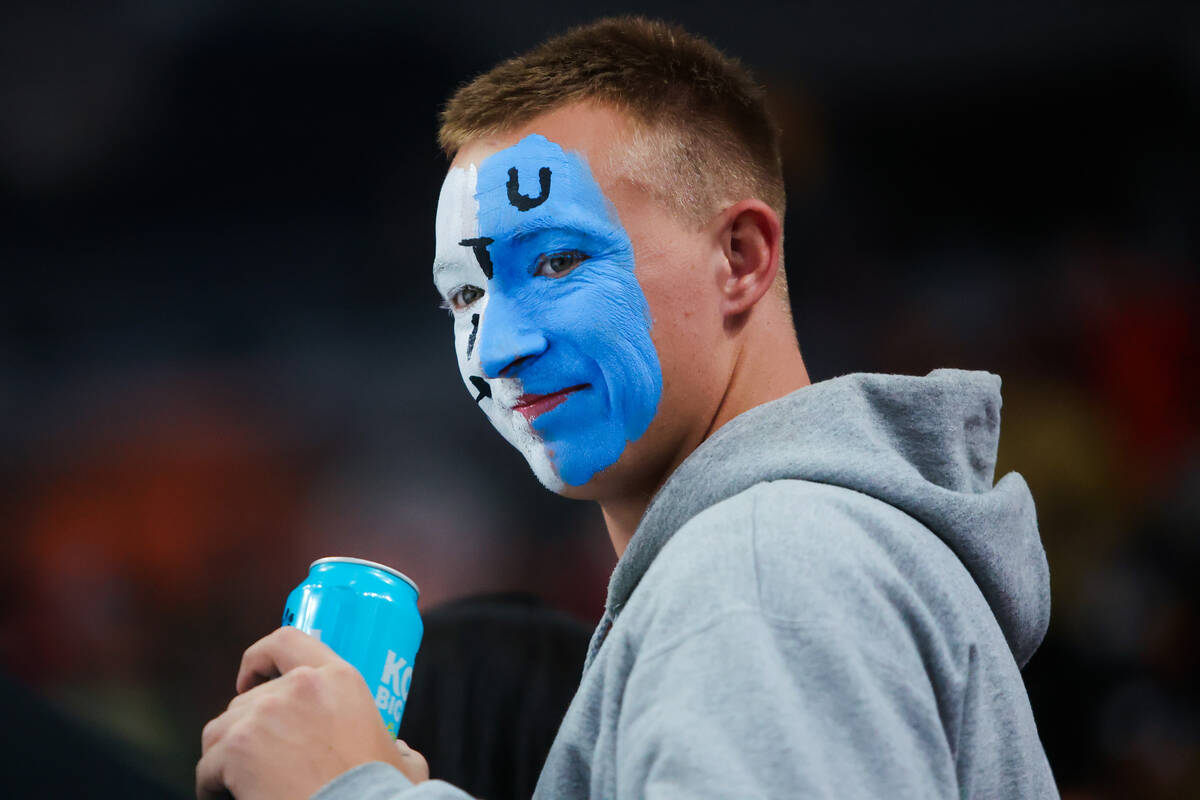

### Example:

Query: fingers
xmin=200 ymin=713 xmax=228 ymax=756
xmin=195 ymin=737 xmax=232 ymax=800
xmin=236 ymin=626 xmax=340 ymax=694
xmin=200 ymin=690 xmax=254 ymax=754
xmin=196 ymin=708 xmax=260 ymax=800
xmin=201 ymin=628 xmax=383 ymax=798
xmin=197 ymin=680 xmax=292 ymax=798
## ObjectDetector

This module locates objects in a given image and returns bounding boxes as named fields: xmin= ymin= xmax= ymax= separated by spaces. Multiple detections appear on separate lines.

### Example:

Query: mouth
xmin=513 ymin=384 xmax=589 ymax=421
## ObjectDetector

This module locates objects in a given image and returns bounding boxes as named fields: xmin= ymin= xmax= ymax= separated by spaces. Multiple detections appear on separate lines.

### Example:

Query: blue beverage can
xmin=282 ymin=557 xmax=422 ymax=737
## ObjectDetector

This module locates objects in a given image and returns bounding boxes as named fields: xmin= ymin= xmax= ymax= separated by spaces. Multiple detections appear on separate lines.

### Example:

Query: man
xmin=198 ymin=17 xmax=1058 ymax=799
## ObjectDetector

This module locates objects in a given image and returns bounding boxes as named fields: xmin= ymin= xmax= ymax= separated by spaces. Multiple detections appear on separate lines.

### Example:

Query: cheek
xmin=544 ymin=272 xmax=661 ymax=425
xmin=636 ymin=250 xmax=715 ymax=364
xmin=452 ymin=324 xmax=472 ymax=377
xmin=544 ymin=279 xmax=639 ymax=358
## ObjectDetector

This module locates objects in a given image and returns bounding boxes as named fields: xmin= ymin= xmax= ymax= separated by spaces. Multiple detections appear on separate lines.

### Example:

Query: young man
xmin=198 ymin=17 xmax=1058 ymax=799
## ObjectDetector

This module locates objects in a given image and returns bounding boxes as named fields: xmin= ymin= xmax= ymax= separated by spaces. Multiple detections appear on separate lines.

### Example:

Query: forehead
xmin=451 ymin=102 xmax=629 ymax=178
xmin=473 ymin=134 xmax=614 ymax=235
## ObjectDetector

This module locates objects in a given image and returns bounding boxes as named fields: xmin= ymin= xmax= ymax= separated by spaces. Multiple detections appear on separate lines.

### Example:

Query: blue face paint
xmin=465 ymin=134 xmax=662 ymax=487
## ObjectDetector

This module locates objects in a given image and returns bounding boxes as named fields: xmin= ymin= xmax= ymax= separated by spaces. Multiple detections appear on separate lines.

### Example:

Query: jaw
xmin=490 ymin=407 xmax=567 ymax=494
xmin=523 ymin=445 xmax=565 ymax=493
xmin=549 ymin=406 xmax=689 ymax=500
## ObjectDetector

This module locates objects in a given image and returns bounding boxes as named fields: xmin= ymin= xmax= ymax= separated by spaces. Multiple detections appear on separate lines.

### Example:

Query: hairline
xmin=446 ymin=101 xmax=759 ymax=225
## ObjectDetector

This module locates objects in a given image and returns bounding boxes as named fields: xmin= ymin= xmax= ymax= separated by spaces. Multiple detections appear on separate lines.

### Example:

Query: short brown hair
xmin=438 ymin=17 xmax=786 ymax=230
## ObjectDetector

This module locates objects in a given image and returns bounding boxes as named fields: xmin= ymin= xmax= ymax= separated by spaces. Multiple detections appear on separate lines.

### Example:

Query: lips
xmin=513 ymin=384 xmax=588 ymax=421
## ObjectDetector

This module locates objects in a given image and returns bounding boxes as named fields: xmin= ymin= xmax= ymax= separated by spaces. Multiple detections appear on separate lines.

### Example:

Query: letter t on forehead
xmin=433 ymin=164 xmax=484 ymax=290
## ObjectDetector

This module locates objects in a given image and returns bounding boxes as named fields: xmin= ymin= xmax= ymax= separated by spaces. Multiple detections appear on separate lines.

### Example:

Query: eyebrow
xmin=508 ymin=214 xmax=610 ymax=243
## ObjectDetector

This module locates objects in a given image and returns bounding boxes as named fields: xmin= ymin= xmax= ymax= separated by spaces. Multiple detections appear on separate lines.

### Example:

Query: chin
xmin=525 ymin=456 xmax=599 ymax=500
xmin=522 ymin=445 xmax=566 ymax=494
xmin=518 ymin=420 xmax=663 ymax=502
xmin=519 ymin=447 xmax=606 ymax=500
xmin=528 ymin=455 xmax=631 ymax=503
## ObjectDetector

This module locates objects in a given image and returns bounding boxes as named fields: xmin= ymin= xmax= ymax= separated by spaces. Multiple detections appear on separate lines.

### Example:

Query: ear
xmin=715 ymin=199 xmax=782 ymax=318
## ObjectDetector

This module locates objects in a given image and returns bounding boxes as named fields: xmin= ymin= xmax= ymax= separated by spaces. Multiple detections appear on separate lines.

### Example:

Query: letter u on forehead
xmin=473 ymin=134 xmax=616 ymax=237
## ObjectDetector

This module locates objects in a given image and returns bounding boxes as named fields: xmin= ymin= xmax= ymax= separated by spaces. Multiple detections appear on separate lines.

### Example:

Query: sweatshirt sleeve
xmin=311 ymin=762 xmax=477 ymax=800
xmin=615 ymin=608 xmax=959 ymax=799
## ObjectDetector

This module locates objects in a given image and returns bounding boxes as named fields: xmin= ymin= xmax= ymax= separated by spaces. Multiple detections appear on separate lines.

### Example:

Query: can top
xmin=309 ymin=556 xmax=420 ymax=597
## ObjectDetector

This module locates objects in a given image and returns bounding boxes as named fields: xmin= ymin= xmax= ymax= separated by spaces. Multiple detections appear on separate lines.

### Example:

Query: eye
xmin=534 ymin=250 xmax=589 ymax=278
xmin=443 ymin=285 xmax=484 ymax=311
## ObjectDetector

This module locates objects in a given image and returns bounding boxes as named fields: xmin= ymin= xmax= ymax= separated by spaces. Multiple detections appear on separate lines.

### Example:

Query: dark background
xmin=1 ymin=1 xmax=1197 ymax=797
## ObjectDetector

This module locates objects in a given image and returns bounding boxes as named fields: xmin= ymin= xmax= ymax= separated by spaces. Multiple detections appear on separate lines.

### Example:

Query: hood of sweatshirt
xmin=604 ymin=368 xmax=1050 ymax=668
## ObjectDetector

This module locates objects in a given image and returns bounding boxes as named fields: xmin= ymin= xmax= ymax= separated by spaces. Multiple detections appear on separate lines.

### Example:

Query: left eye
xmin=535 ymin=250 xmax=589 ymax=278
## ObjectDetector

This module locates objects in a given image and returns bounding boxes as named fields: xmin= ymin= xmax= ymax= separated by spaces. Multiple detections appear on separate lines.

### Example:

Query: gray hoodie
xmin=315 ymin=369 xmax=1059 ymax=799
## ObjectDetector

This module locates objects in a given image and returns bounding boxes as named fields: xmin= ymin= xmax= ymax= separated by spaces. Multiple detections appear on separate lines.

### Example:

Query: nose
xmin=476 ymin=292 xmax=548 ymax=379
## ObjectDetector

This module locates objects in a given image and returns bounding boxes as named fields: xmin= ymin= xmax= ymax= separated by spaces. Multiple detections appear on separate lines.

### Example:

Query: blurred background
xmin=1 ymin=0 xmax=1197 ymax=797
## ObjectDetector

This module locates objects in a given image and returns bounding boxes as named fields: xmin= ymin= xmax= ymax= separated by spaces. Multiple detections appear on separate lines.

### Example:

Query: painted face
xmin=432 ymin=134 xmax=663 ymax=491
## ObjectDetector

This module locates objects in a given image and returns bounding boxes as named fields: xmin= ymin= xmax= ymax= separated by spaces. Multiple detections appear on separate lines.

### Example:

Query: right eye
xmin=446 ymin=285 xmax=484 ymax=311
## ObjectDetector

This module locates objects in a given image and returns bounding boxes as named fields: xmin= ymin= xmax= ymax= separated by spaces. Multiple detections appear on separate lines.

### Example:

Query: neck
xmin=600 ymin=305 xmax=811 ymax=556
xmin=600 ymin=492 xmax=655 ymax=556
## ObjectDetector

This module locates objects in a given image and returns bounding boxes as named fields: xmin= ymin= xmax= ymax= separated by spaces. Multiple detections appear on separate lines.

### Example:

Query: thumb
xmin=392 ymin=739 xmax=430 ymax=783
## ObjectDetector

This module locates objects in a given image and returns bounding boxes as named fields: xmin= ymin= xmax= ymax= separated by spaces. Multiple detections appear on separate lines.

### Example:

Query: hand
xmin=196 ymin=626 xmax=429 ymax=800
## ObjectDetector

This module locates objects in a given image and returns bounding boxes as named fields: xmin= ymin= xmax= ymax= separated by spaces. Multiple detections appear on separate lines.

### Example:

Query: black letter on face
xmin=466 ymin=313 xmax=480 ymax=359
xmin=469 ymin=375 xmax=492 ymax=404
xmin=506 ymin=167 xmax=551 ymax=211
xmin=459 ymin=237 xmax=494 ymax=280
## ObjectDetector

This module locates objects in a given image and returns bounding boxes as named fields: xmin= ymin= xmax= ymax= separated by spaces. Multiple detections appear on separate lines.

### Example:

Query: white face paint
xmin=432 ymin=164 xmax=563 ymax=491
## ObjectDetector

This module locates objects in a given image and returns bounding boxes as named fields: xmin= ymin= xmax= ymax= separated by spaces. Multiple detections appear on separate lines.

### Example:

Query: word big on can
xmin=283 ymin=557 xmax=423 ymax=736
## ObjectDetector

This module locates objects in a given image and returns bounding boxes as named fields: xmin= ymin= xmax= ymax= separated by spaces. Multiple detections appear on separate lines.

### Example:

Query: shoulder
xmin=623 ymin=479 xmax=985 ymax=656
xmin=742 ymin=480 xmax=980 ymax=626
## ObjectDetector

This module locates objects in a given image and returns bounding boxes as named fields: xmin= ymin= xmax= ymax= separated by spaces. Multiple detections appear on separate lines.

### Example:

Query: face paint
xmin=432 ymin=134 xmax=663 ymax=489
